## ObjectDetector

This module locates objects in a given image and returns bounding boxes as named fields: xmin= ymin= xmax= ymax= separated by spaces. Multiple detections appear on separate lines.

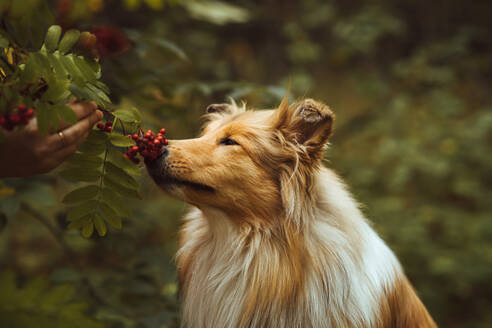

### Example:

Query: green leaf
xmin=35 ymin=102 xmax=58 ymax=135
xmin=81 ymin=219 xmax=94 ymax=238
xmin=104 ymin=175 xmax=142 ymax=199
xmin=59 ymin=167 xmax=101 ymax=182
xmin=113 ymin=109 xmax=139 ymax=123
xmin=44 ymin=25 xmax=62 ymax=52
xmin=83 ymin=129 xmax=109 ymax=143
xmin=109 ymin=134 xmax=135 ymax=147
xmin=93 ymin=214 xmax=107 ymax=236
xmin=58 ymin=29 xmax=80 ymax=54
xmin=66 ymin=200 xmax=99 ymax=221
xmin=31 ymin=52 xmax=52 ymax=76
xmin=59 ymin=54 xmax=85 ymax=83
xmin=101 ymin=188 xmax=132 ymax=218
xmin=73 ymin=56 xmax=97 ymax=81
xmin=56 ymin=104 xmax=77 ymax=125
xmin=69 ymin=83 xmax=91 ymax=100
xmin=47 ymin=52 xmax=68 ymax=78
xmin=66 ymin=152 xmax=103 ymax=167
xmin=35 ymin=103 xmax=50 ymax=135
xmin=104 ymin=162 xmax=139 ymax=189
xmin=86 ymin=83 xmax=111 ymax=104
xmin=107 ymin=148 xmax=141 ymax=176
xmin=62 ymin=185 xmax=100 ymax=204
xmin=41 ymin=77 xmax=70 ymax=102
xmin=78 ymin=130 xmax=108 ymax=154
xmin=99 ymin=203 xmax=122 ymax=229
xmin=94 ymin=80 xmax=110 ymax=94
xmin=130 ymin=107 xmax=142 ymax=122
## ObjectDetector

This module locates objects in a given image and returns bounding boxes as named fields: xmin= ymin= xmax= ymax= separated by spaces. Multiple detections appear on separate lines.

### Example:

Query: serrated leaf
xmin=101 ymin=188 xmax=132 ymax=217
xmin=35 ymin=102 xmax=51 ymax=135
xmin=62 ymin=185 xmax=99 ymax=204
xmin=44 ymin=25 xmax=62 ymax=52
xmin=59 ymin=29 xmax=80 ymax=54
xmin=66 ymin=200 xmax=99 ymax=221
xmin=81 ymin=219 xmax=94 ymax=238
xmin=73 ymin=56 xmax=97 ymax=81
xmin=105 ymin=162 xmax=139 ymax=189
xmin=59 ymin=167 xmax=100 ymax=182
xmin=47 ymin=52 xmax=67 ymax=78
xmin=56 ymin=104 xmax=77 ymax=125
xmin=87 ymin=83 xmax=111 ymax=104
xmin=104 ymin=175 xmax=142 ymax=199
xmin=113 ymin=109 xmax=139 ymax=123
xmin=67 ymin=152 xmax=103 ymax=167
xmin=130 ymin=107 xmax=141 ymax=122
xmin=94 ymin=80 xmax=109 ymax=94
xmin=78 ymin=130 xmax=108 ymax=154
xmin=109 ymin=134 xmax=135 ymax=147
xmin=69 ymin=83 xmax=91 ymax=100
xmin=59 ymin=54 xmax=85 ymax=83
xmin=35 ymin=102 xmax=58 ymax=135
xmin=93 ymin=214 xmax=107 ymax=236
xmin=107 ymin=148 xmax=141 ymax=176
xmin=31 ymin=52 xmax=51 ymax=76
xmin=41 ymin=77 xmax=70 ymax=102
xmin=99 ymin=202 xmax=122 ymax=229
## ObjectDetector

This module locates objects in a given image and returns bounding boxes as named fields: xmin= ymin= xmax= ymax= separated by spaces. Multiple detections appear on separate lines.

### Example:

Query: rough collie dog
xmin=146 ymin=97 xmax=437 ymax=328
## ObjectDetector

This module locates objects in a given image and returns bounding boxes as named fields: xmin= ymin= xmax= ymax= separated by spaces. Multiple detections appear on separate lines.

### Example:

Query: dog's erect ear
xmin=273 ymin=98 xmax=335 ymax=154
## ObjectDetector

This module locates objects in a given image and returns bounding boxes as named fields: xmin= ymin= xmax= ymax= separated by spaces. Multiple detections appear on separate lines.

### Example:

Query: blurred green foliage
xmin=0 ymin=0 xmax=491 ymax=327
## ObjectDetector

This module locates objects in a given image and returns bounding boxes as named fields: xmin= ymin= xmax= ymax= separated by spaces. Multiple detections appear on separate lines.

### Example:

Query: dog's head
xmin=146 ymin=98 xmax=335 ymax=225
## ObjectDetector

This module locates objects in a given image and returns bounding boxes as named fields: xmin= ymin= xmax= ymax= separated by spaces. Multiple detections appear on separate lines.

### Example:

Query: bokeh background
xmin=1 ymin=0 xmax=491 ymax=327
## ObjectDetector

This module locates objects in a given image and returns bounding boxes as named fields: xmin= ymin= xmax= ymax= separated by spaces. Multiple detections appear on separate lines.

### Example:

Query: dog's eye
xmin=219 ymin=137 xmax=239 ymax=146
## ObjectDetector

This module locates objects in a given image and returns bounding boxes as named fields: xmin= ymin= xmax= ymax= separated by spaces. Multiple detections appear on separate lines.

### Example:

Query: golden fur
xmin=146 ymin=97 xmax=437 ymax=328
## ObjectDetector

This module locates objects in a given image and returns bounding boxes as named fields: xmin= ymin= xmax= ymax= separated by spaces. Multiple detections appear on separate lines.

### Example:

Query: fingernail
xmin=96 ymin=110 xmax=103 ymax=120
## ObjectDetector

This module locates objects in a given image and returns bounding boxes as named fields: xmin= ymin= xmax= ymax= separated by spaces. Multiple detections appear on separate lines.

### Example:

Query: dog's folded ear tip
xmin=297 ymin=99 xmax=334 ymax=124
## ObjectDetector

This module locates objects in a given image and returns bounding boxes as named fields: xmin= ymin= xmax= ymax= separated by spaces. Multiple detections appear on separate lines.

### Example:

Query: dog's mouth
xmin=156 ymin=175 xmax=215 ymax=193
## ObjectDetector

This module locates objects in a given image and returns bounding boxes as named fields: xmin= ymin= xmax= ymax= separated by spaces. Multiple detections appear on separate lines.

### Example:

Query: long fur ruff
xmin=149 ymin=99 xmax=437 ymax=328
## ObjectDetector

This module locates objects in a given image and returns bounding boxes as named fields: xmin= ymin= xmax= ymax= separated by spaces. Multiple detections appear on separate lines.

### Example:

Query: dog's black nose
xmin=145 ymin=146 xmax=169 ymax=168
xmin=157 ymin=146 xmax=169 ymax=160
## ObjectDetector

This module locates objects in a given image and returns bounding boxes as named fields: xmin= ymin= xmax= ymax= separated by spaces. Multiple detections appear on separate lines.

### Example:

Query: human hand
xmin=0 ymin=100 xmax=103 ymax=178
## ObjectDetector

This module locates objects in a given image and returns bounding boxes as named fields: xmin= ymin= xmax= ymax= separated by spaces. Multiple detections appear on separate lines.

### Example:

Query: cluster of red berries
xmin=0 ymin=105 xmax=35 ymax=131
xmin=97 ymin=121 xmax=113 ymax=132
xmin=124 ymin=128 xmax=168 ymax=164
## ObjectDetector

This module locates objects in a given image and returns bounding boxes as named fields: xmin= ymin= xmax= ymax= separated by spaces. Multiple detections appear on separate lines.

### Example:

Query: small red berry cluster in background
xmin=125 ymin=128 xmax=168 ymax=164
xmin=97 ymin=121 xmax=113 ymax=132
xmin=0 ymin=105 xmax=35 ymax=131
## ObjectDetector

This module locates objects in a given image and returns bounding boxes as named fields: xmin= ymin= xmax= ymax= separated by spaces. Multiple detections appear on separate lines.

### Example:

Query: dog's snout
xmin=158 ymin=146 xmax=169 ymax=160
xmin=145 ymin=146 xmax=169 ymax=169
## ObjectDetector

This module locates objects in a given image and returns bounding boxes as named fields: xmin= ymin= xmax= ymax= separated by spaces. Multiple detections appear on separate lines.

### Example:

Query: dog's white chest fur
xmin=177 ymin=169 xmax=402 ymax=328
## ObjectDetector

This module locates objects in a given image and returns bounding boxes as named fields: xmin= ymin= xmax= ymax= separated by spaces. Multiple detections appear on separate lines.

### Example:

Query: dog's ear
xmin=273 ymin=98 xmax=335 ymax=156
